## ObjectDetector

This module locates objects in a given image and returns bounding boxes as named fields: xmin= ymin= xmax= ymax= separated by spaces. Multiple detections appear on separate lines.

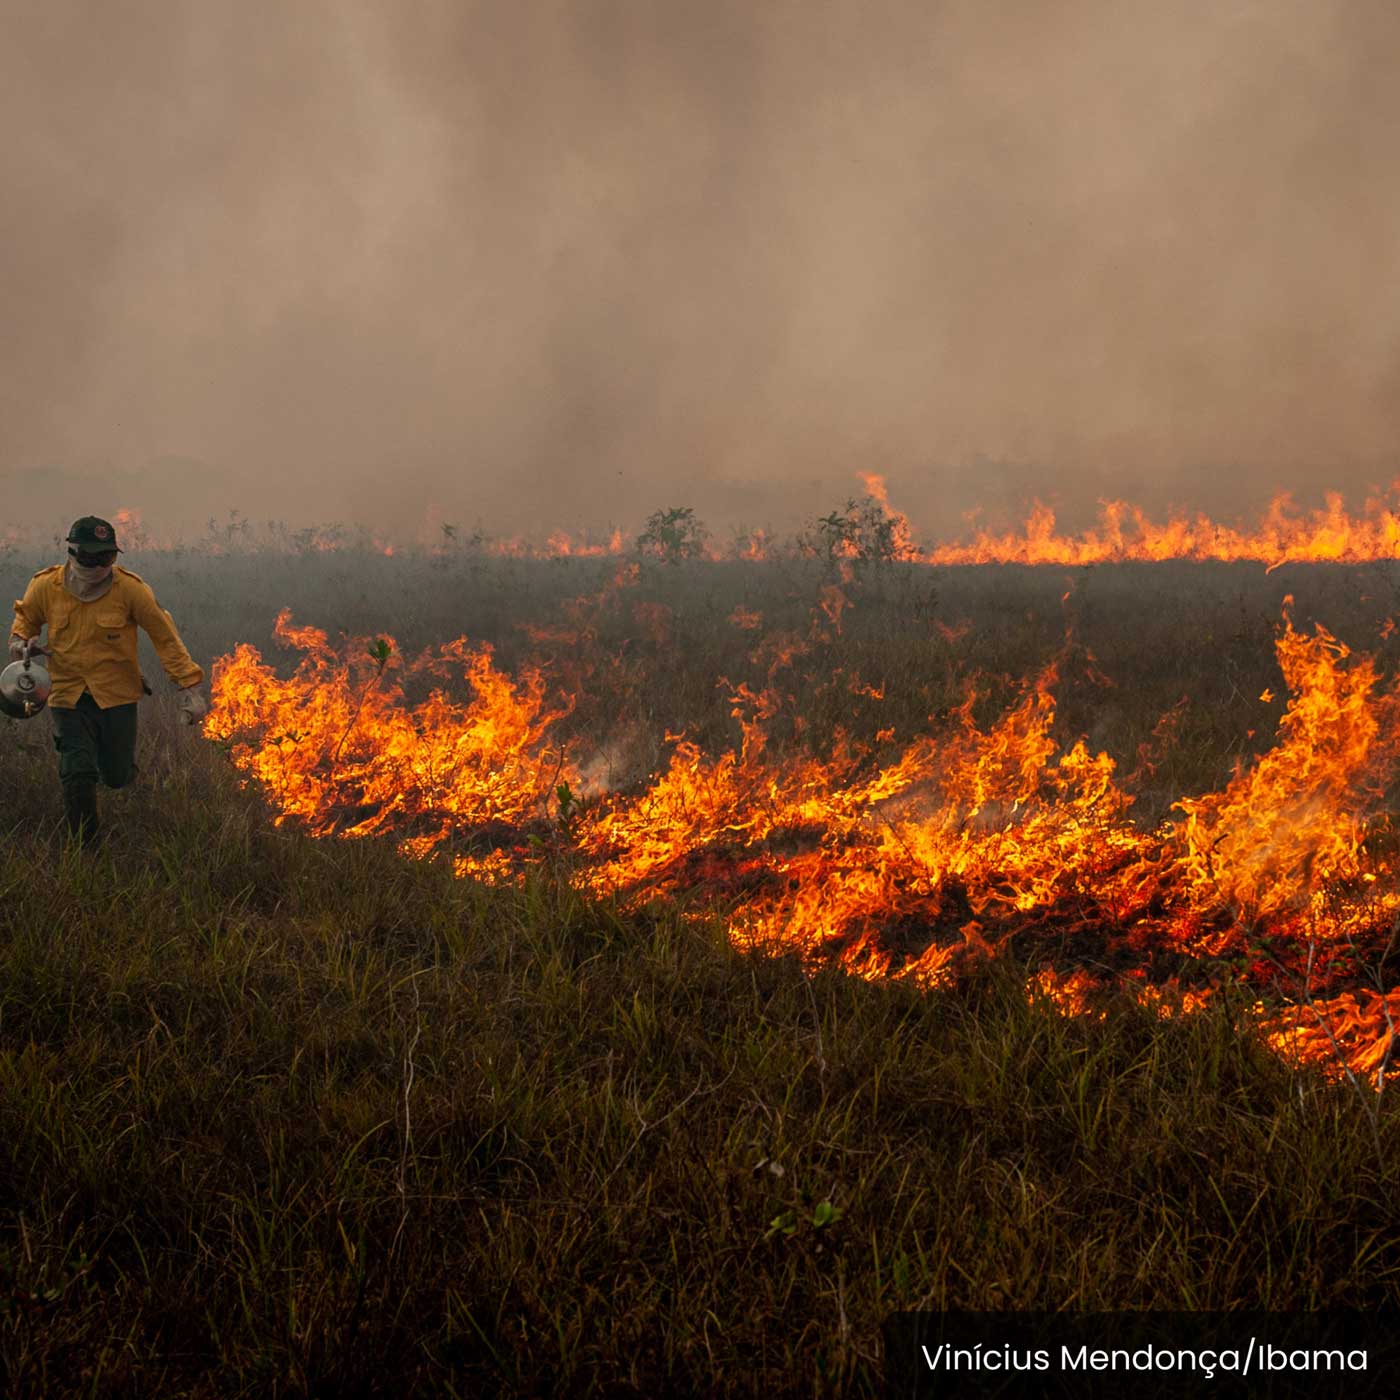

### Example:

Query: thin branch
xmin=331 ymin=645 xmax=391 ymax=775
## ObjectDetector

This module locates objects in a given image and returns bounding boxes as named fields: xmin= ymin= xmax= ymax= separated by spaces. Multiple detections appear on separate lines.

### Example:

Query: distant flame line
xmin=69 ymin=482 xmax=1400 ymax=567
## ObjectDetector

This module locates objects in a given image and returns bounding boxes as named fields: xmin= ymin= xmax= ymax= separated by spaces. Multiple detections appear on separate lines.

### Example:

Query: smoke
xmin=3 ymin=0 xmax=1399 ymax=541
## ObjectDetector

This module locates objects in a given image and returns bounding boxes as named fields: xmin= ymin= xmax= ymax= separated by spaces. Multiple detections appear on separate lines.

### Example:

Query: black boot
xmin=63 ymin=780 xmax=100 ymax=847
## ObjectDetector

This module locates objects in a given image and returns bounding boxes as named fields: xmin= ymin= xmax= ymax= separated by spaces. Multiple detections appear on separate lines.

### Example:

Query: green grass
xmin=3 ymin=556 xmax=1400 ymax=1394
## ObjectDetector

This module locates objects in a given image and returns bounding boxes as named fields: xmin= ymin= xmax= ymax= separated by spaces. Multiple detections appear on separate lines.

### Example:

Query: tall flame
xmin=206 ymin=610 xmax=572 ymax=849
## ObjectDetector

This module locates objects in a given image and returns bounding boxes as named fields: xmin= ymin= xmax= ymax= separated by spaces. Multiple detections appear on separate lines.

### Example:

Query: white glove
xmin=177 ymin=686 xmax=209 ymax=725
xmin=8 ymin=635 xmax=45 ymax=661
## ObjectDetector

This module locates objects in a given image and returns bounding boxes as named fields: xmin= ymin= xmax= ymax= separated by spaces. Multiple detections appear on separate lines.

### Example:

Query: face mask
xmin=64 ymin=555 xmax=116 ymax=602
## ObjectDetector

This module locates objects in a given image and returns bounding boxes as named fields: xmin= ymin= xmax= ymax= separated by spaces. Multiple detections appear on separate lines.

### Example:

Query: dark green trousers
xmin=51 ymin=693 xmax=139 ymax=841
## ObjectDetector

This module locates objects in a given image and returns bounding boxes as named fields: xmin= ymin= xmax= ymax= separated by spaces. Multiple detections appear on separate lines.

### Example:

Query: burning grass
xmin=5 ymin=554 xmax=1400 ymax=1392
xmin=14 ymin=479 xmax=1400 ymax=567
xmin=204 ymin=582 xmax=1400 ymax=1089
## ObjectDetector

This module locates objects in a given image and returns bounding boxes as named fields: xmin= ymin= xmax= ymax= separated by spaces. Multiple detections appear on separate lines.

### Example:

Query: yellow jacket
xmin=11 ymin=564 xmax=204 ymax=709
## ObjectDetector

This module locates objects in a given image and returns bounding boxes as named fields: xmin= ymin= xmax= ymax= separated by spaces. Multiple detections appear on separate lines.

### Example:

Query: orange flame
xmin=207 ymin=610 xmax=572 ymax=849
xmin=920 ymin=489 xmax=1400 ymax=569
xmin=81 ymin=478 xmax=1400 ymax=568
xmin=856 ymin=472 xmax=920 ymax=561
xmin=206 ymin=599 xmax=1400 ymax=1085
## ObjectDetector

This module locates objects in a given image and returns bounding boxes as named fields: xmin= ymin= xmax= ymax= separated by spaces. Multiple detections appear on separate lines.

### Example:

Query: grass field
xmin=3 ymin=544 xmax=1400 ymax=1395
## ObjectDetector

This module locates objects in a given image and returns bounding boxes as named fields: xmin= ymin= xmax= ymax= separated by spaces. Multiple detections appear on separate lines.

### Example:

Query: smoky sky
xmin=4 ymin=0 xmax=1400 ymax=541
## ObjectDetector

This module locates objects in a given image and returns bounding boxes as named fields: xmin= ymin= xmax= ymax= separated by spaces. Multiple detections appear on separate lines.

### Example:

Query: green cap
xmin=65 ymin=517 xmax=123 ymax=553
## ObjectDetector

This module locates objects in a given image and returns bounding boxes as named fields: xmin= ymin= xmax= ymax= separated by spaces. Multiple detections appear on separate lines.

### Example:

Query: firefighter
xmin=8 ymin=515 xmax=208 ymax=845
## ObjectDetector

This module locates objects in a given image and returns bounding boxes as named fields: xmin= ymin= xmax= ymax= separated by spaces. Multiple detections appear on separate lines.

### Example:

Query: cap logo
xmin=94 ymin=524 xmax=109 ymax=539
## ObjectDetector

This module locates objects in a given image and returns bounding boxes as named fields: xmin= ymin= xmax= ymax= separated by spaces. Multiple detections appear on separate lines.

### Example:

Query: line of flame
xmin=204 ymin=599 xmax=1400 ymax=1085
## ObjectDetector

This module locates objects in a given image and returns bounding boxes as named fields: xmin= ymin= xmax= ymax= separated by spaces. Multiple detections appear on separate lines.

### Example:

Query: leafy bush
xmin=798 ymin=493 xmax=909 ymax=573
xmin=636 ymin=506 xmax=710 ymax=564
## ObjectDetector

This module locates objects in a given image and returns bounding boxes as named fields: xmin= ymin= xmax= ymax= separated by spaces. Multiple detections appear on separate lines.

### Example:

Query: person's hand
xmin=177 ymin=685 xmax=209 ymax=724
xmin=8 ymin=635 xmax=45 ymax=661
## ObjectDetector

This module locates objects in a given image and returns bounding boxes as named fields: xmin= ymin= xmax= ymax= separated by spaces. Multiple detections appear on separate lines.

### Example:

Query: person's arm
xmin=130 ymin=583 xmax=204 ymax=689
xmin=9 ymin=576 xmax=48 ymax=657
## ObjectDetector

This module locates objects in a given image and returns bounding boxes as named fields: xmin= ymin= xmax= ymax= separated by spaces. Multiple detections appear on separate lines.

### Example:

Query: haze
xmin=4 ymin=0 xmax=1399 ymax=543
